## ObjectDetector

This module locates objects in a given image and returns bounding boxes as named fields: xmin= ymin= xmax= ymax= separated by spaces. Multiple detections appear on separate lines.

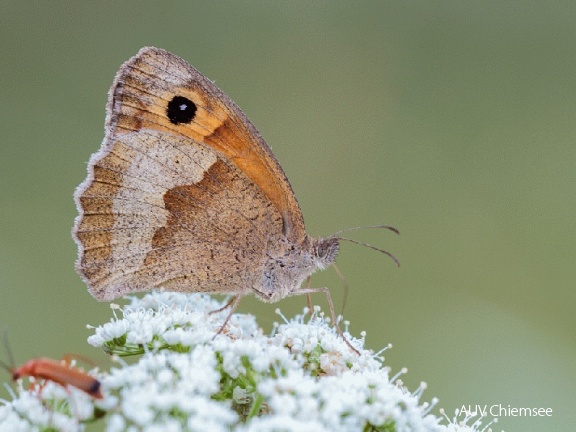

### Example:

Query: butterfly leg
xmin=288 ymin=287 xmax=360 ymax=355
xmin=209 ymin=296 xmax=236 ymax=315
xmin=304 ymin=276 xmax=313 ymax=318
xmin=211 ymin=295 xmax=244 ymax=339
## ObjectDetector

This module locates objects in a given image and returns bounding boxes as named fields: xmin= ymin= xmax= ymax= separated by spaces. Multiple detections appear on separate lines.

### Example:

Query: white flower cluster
xmin=0 ymin=378 xmax=96 ymax=432
xmin=0 ymin=292 xmax=497 ymax=431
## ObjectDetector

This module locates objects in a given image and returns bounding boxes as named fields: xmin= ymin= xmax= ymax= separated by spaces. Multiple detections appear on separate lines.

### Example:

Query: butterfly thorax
xmin=254 ymin=236 xmax=339 ymax=303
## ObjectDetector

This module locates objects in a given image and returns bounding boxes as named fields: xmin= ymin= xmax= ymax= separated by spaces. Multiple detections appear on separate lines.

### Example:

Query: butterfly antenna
xmin=337 ymin=237 xmax=400 ymax=267
xmin=331 ymin=263 xmax=350 ymax=318
xmin=331 ymin=224 xmax=400 ymax=237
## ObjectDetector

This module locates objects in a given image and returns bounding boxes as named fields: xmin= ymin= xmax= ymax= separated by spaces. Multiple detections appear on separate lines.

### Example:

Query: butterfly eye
xmin=166 ymin=96 xmax=197 ymax=125
xmin=315 ymin=238 xmax=339 ymax=266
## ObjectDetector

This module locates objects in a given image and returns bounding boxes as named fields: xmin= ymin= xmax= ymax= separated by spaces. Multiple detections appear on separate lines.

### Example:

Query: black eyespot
xmin=167 ymin=96 xmax=197 ymax=124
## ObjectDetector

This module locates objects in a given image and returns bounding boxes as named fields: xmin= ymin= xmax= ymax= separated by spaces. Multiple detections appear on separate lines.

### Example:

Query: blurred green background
xmin=1 ymin=1 xmax=575 ymax=430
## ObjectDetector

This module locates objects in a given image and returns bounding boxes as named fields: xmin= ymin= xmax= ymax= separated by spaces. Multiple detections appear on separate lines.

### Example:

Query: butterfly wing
xmin=73 ymin=47 xmax=304 ymax=300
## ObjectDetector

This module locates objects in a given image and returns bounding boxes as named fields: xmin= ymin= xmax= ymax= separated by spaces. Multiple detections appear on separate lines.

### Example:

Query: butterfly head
xmin=312 ymin=236 xmax=340 ymax=270
xmin=254 ymin=236 xmax=339 ymax=303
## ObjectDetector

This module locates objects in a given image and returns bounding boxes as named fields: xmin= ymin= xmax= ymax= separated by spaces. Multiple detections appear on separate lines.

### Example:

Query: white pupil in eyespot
xmin=179 ymin=104 xmax=187 ymax=111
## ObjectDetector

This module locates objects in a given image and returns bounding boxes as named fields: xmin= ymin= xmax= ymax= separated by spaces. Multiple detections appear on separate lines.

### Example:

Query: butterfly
xmin=73 ymin=47 xmax=398 ymax=351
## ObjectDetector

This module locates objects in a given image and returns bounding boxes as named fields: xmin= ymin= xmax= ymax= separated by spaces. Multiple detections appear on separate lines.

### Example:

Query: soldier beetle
xmin=1 ymin=357 xmax=103 ymax=399
xmin=0 ymin=332 xmax=102 ymax=399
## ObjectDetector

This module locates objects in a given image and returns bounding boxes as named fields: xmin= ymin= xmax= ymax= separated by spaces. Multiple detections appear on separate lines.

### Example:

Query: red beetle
xmin=3 ymin=357 xmax=103 ymax=399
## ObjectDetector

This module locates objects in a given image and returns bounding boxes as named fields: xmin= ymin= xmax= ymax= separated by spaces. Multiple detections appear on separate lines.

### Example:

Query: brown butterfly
xmin=73 ymin=47 xmax=397 ymax=351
